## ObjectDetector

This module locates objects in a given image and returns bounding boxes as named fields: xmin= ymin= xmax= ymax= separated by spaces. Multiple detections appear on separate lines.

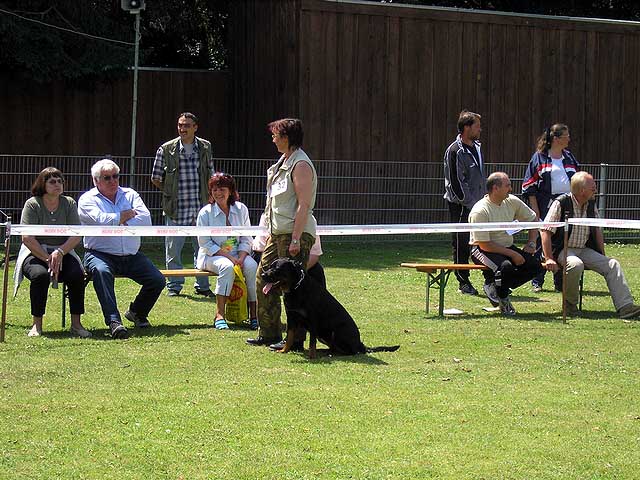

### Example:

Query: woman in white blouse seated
xmin=196 ymin=172 xmax=257 ymax=330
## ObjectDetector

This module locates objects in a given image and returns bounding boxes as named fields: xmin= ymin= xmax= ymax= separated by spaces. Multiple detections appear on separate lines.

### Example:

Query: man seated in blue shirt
xmin=78 ymin=159 xmax=165 ymax=339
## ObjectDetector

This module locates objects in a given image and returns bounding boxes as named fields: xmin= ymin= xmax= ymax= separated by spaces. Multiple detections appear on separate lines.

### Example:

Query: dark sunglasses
xmin=101 ymin=173 xmax=120 ymax=182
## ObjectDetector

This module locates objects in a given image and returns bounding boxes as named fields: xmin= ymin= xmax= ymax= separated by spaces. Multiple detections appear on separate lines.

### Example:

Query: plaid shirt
xmin=543 ymin=193 xmax=598 ymax=248
xmin=153 ymin=139 xmax=212 ymax=225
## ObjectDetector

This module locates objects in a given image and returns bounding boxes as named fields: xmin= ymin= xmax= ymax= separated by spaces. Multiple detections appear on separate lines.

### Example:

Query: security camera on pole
xmin=121 ymin=0 xmax=146 ymax=180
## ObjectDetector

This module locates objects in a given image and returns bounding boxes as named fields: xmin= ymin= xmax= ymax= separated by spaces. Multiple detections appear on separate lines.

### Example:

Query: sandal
xmin=214 ymin=318 xmax=229 ymax=330
xmin=27 ymin=325 xmax=42 ymax=337
xmin=249 ymin=318 xmax=258 ymax=330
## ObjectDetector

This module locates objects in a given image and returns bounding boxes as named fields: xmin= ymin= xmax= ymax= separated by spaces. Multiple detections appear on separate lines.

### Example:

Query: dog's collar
xmin=293 ymin=268 xmax=305 ymax=290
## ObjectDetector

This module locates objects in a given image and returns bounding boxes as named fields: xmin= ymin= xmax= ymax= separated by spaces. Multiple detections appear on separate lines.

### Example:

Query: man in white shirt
xmin=79 ymin=159 xmax=165 ymax=339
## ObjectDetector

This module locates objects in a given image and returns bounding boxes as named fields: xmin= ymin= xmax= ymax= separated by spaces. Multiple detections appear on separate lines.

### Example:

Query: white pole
xmin=130 ymin=11 xmax=141 ymax=181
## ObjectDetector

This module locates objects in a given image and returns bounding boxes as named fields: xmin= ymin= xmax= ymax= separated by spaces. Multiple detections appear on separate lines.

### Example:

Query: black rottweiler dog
xmin=261 ymin=258 xmax=400 ymax=358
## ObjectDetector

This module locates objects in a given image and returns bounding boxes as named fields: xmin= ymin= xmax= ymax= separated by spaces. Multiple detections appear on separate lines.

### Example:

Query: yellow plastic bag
xmin=225 ymin=264 xmax=248 ymax=324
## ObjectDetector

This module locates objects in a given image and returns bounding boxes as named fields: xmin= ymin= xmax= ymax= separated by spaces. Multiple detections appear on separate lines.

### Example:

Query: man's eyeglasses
xmin=47 ymin=178 xmax=64 ymax=185
xmin=101 ymin=173 xmax=120 ymax=182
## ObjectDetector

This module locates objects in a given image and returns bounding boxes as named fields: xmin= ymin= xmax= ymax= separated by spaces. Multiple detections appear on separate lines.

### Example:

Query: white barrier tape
xmin=568 ymin=218 xmax=640 ymax=229
xmin=3 ymin=218 xmax=638 ymax=237
xmin=10 ymin=224 xmax=266 ymax=237
xmin=7 ymin=221 xmax=567 ymax=237
xmin=316 ymin=222 xmax=565 ymax=235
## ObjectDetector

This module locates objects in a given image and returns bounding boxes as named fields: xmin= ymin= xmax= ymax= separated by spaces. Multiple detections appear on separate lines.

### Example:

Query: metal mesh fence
xmin=1 ymin=155 xmax=638 ymax=244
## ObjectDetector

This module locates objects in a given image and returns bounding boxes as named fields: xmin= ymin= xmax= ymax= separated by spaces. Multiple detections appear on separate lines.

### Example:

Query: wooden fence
xmin=3 ymin=0 xmax=639 ymax=166
xmin=230 ymin=0 xmax=640 ymax=166
xmin=0 ymin=69 xmax=231 ymax=157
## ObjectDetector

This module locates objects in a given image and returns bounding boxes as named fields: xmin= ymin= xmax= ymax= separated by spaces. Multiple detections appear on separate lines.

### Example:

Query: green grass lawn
xmin=2 ymin=241 xmax=640 ymax=479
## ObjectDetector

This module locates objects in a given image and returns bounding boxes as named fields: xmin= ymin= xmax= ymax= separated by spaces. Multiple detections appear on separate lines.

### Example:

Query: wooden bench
xmin=402 ymin=262 xmax=591 ymax=318
xmin=401 ymin=263 xmax=489 ymax=317
xmin=61 ymin=269 xmax=218 ymax=328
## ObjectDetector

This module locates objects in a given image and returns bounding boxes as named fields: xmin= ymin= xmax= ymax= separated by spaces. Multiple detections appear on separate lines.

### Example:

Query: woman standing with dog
xmin=247 ymin=118 xmax=318 ymax=347
xmin=196 ymin=172 xmax=258 ymax=330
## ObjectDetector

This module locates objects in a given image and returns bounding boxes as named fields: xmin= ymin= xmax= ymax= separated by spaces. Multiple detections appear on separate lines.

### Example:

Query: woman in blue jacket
xmin=522 ymin=123 xmax=579 ymax=292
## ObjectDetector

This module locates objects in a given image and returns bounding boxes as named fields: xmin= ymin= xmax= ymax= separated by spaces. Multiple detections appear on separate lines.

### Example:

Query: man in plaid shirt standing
xmin=152 ymin=112 xmax=215 ymax=297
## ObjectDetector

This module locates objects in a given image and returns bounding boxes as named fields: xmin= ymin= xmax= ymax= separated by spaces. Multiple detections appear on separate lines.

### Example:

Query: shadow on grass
xmin=579 ymin=290 xmax=612 ymax=298
xmin=34 ymin=322 xmax=217 ymax=342
xmin=172 ymin=293 xmax=217 ymax=303
xmin=480 ymin=310 xmax=621 ymax=323
xmin=509 ymin=294 xmax=543 ymax=302
xmin=138 ymin=322 xmax=261 ymax=337
xmin=285 ymin=348 xmax=391 ymax=365
xmin=510 ymin=290 xmax=610 ymax=302
xmin=505 ymin=312 xmax=570 ymax=323
xmin=437 ymin=312 xmax=560 ymax=323
xmin=432 ymin=307 xmax=619 ymax=323
xmin=133 ymin=323 xmax=211 ymax=338
xmin=565 ymin=309 xmax=635 ymax=321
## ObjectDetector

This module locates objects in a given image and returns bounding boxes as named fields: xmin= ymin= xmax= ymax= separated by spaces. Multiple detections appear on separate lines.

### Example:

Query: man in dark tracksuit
xmin=443 ymin=110 xmax=487 ymax=295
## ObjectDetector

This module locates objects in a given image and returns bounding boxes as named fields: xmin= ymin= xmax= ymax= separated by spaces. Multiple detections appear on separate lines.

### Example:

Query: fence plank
xmin=516 ymin=26 xmax=534 ymax=164
xmin=370 ymin=14 xmax=387 ymax=162
xmin=418 ymin=21 xmax=435 ymax=163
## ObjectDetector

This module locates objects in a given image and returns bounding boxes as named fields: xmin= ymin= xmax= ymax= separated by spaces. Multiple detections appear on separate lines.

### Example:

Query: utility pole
xmin=130 ymin=11 xmax=141 ymax=179
xmin=121 ymin=0 xmax=146 ymax=183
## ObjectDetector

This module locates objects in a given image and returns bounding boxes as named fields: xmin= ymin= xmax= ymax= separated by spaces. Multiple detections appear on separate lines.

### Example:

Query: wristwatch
xmin=291 ymin=238 xmax=299 ymax=245
xmin=526 ymin=241 xmax=536 ymax=249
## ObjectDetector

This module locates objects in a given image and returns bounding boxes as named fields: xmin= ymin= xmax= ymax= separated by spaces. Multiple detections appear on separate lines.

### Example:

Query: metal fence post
xmin=599 ymin=163 xmax=607 ymax=217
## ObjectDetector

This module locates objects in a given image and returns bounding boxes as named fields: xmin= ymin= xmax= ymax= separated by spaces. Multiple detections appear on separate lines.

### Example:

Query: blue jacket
xmin=522 ymin=149 xmax=579 ymax=217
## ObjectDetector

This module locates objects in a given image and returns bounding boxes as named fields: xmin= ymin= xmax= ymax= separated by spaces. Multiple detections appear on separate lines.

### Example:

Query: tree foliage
xmin=141 ymin=0 xmax=229 ymax=70
xmin=0 ymin=0 xmax=229 ymax=82
xmin=0 ymin=1 xmax=137 ymax=82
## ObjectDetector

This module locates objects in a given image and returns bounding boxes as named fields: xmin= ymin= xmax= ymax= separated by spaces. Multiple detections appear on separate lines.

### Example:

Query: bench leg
xmin=438 ymin=270 xmax=453 ymax=317
xmin=425 ymin=274 xmax=430 ymax=314
xmin=425 ymin=269 xmax=450 ymax=317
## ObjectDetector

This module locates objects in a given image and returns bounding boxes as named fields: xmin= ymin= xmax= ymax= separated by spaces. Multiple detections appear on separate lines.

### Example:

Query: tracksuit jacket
xmin=443 ymin=135 xmax=486 ymax=209
xmin=522 ymin=149 xmax=579 ymax=216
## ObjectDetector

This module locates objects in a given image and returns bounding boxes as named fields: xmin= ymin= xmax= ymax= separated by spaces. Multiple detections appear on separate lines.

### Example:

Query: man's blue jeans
xmin=165 ymin=216 xmax=210 ymax=293
xmin=84 ymin=249 xmax=165 ymax=325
